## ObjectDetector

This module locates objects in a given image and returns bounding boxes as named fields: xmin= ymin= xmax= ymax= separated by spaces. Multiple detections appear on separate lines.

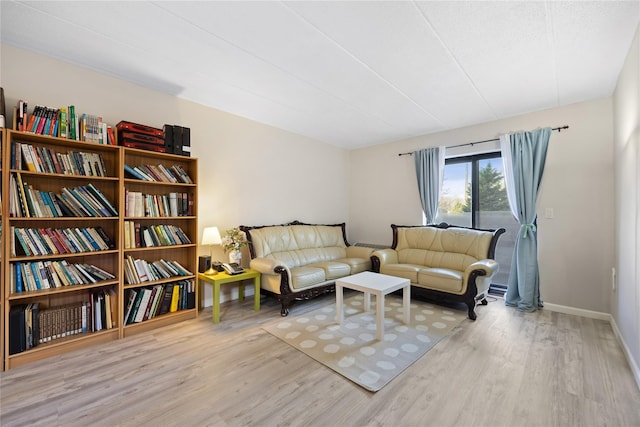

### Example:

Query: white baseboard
xmin=543 ymin=302 xmax=611 ymax=321
xmin=543 ymin=302 xmax=640 ymax=392
xmin=610 ymin=317 xmax=640 ymax=392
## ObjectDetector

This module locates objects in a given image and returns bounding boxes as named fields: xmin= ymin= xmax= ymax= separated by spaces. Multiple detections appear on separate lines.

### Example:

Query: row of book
xmin=12 ymin=226 xmax=115 ymax=257
xmin=124 ymin=256 xmax=192 ymax=285
xmin=10 ymin=260 xmax=116 ymax=293
xmin=10 ymin=174 xmax=118 ymax=218
xmin=123 ymin=222 xmax=191 ymax=249
xmin=11 ymin=141 xmax=109 ymax=176
xmin=8 ymin=290 xmax=116 ymax=355
xmin=124 ymin=280 xmax=195 ymax=325
xmin=124 ymin=163 xmax=193 ymax=183
xmin=125 ymin=190 xmax=192 ymax=217
xmin=15 ymin=101 xmax=116 ymax=144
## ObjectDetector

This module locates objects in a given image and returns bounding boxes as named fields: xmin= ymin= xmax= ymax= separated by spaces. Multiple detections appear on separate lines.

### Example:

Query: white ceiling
xmin=2 ymin=1 xmax=639 ymax=149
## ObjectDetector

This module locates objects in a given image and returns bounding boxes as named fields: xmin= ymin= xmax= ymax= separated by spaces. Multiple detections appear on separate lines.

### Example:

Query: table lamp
xmin=201 ymin=226 xmax=222 ymax=275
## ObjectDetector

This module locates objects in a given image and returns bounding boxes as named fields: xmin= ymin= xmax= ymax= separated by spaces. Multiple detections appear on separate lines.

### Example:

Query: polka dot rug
xmin=262 ymin=293 xmax=467 ymax=392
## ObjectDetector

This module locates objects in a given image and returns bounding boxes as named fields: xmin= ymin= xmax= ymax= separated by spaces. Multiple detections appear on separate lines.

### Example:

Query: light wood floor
xmin=1 ymin=292 xmax=639 ymax=427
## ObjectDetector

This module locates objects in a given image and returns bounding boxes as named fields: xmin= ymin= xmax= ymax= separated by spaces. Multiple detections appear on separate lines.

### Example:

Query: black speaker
xmin=198 ymin=256 xmax=211 ymax=273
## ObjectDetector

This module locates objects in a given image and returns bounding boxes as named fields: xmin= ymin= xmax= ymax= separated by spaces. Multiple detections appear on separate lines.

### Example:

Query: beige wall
xmin=349 ymin=98 xmax=615 ymax=315
xmin=0 ymin=43 xmax=626 ymax=330
xmin=0 ymin=44 xmax=351 ymax=266
xmin=613 ymin=24 xmax=640 ymax=386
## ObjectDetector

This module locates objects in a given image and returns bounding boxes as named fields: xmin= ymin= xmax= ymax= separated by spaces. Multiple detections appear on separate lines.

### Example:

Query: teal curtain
xmin=499 ymin=128 xmax=551 ymax=312
xmin=414 ymin=147 xmax=445 ymax=224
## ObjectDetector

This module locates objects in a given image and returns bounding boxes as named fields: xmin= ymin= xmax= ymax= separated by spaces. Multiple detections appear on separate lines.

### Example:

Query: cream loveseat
xmin=239 ymin=221 xmax=374 ymax=316
xmin=371 ymin=224 xmax=505 ymax=320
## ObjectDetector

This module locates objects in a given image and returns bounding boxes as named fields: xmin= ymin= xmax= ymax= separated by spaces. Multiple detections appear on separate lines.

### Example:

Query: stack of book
xmin=10 ymin=175 xmax=117 ymax=218
xmin=11 ymin=141 xmax=108 ymax=176
xmin=14 ymin=101 xmax=116 ymax=144
xmin=124 ymin=280 xmax=195 ymax=325
xmin=123 ymin=163 xmax=192 ymax=183
xmin=124 ymin=190 xmax=191 ymax=217
xmin=122 ymin=223 xmax=190 ymax=249
xmin=8 ymin=289 xmax=116 ymax=354
xmin=123 ymin=256 xmax=192 ymax=285
xmin=10 ymin=260 xmax=116 ymax=293
xmin=12 ymin=226 xmax=115 ymax=256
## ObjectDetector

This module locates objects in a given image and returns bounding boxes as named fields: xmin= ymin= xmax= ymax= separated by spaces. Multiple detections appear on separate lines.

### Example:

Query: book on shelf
xmin=9 ymin=304 xmax=27 ymax=355
xmin=13 ymin=102 xmax=115 ymax=142
xmin=169 ymin=283 xmax=181 ymax=312
xmin=124 ymin=190 xmax=191 ymax=218
xmin=124 ymin=280 xmax=194 ymax=325
xmin=123 ymin=256 xmax=193 ymax=284
xmin=10 ymin=290 xmax=117 ymax=350
xmin=10 ymin=260 xmax=115 ymax=293
xmin=123 ymin=163 xmax=193 ymax=183
xmin=9 ymin=174 xmax=117 ymax=218
xmin=122 ymin=223 xmax=190 ymax=249
xmin=11 ymin=226 xmax=114 ymax=257
xmin=10 ymin=141 xmax=109 ymax=176
xmin=9 ymin=303 xmax=40 ymax=355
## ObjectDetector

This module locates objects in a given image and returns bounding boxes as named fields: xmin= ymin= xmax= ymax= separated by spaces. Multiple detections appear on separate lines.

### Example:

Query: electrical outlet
xmin=544 ymin=208 xmax=554 ymax=219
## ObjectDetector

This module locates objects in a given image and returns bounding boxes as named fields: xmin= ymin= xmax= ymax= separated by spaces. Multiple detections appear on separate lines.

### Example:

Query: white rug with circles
xmin=262 ymin=293 xmax=466 ymax=392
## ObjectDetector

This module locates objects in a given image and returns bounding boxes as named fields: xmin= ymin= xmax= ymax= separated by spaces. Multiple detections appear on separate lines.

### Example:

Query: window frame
xmin=442 ymin=151 xmax=503 ymax=228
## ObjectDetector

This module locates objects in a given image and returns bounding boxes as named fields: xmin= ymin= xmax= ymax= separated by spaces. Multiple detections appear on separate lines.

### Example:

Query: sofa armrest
xmin=346 ymin=245 xmax=375 ymax=259
xmin=371 ymin=249 xmax=399 ymax=265
xmin=250 ymin=257 xmax=288 ymax=275
xmin=464 ymin=259 xmax=499 ymax=279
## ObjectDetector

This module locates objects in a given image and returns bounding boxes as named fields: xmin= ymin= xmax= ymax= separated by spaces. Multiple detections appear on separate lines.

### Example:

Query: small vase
xmin=229 ymin=250 xmax=242 ymax=265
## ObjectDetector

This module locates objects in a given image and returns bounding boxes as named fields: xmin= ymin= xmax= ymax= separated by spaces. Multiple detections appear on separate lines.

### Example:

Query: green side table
xmin=198 ymin=269 xmax=261 ymax=323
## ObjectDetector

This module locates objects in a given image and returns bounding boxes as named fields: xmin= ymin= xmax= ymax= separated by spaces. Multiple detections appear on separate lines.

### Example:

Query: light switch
xmin=544 ymin=208 xmax=554 ymax=219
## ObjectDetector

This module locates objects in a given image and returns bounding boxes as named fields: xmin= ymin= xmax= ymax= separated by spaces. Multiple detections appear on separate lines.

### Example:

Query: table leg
xmin=253 ymin=275 xmax=260 ymax=312
xmin=198 ymin=278 xmax=204 ymax=310
xmin=403 ymin=284 xmax=411 ymax=324
xmin=336 ymin=284 xmax=344 ymax=324
xmin=239 ymin=282 xmax=245 ymax=302
xmin=376 ymin=292 xmax=384 ymax=340
xmin=213 ymin=282 xmax=221 ymax=324
xmin=363 ymin=292 xmax=371 ymax=312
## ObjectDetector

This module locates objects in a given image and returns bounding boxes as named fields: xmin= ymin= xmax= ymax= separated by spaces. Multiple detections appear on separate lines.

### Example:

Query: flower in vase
xmin=221 ymin=227 xmax=248 ymax=253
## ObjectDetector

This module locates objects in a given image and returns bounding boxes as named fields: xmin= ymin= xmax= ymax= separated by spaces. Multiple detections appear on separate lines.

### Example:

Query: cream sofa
xmin=239 ymin=221 xmax=374 ymax=316
xmin=371 ymin=224 xmax=505 ymax=320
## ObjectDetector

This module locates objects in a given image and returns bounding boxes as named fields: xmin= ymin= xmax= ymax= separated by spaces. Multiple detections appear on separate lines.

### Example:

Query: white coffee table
xmin=335 ymin=271 xmax=411 ymax=340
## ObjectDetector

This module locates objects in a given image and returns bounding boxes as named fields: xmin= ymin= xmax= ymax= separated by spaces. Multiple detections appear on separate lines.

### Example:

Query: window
xmin=435 ymin=152 xmax=518 ymax=287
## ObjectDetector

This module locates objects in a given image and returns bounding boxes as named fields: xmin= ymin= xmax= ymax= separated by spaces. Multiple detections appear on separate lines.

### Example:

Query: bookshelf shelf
xmin=123 ymin=308 xmax=196 ymax=337
xmin=7 ymin=280 xmax=120 ymax=300
xmin=2 ymin=130 xmax=198 ymax=370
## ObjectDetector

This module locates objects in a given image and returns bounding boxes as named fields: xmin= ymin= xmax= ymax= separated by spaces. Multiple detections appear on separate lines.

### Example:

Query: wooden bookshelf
xmin=120 ymin=147 xmax=198 ymax=338
xmin=1 ymin=128 xmax=5 ymax=371
xmin=2 ymin=131 xmax=120 ymax=369
xmin=1 ymin=131 xmax=198 ymax=369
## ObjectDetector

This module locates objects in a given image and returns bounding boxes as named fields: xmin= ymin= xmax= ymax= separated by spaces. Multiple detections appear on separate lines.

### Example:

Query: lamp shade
xmin=201 ymin=226 xmax=222 ymax=246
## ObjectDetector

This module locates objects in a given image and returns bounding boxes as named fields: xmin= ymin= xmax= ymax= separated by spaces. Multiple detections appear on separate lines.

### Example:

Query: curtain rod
xmin=398 ymin=125 xmax=569 ymax=156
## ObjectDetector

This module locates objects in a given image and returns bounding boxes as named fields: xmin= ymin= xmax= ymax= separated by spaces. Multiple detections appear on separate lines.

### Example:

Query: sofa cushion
xmin=336 ymin=257 xmax=371 ymax=274
xmin=290 ymin=266 xmax=326 ymax=290
xmin=308 ymin=261 xmax=351 ymax=280
xmin=396 ymin=227 xmax=493 ymax=270
xmin=379 ymin=264 xmax=421 ymax=283
xmin=417 ymin=268 xmax=463 ymax=293
xmin=250 ymin=225 xmax=347 ymax=260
